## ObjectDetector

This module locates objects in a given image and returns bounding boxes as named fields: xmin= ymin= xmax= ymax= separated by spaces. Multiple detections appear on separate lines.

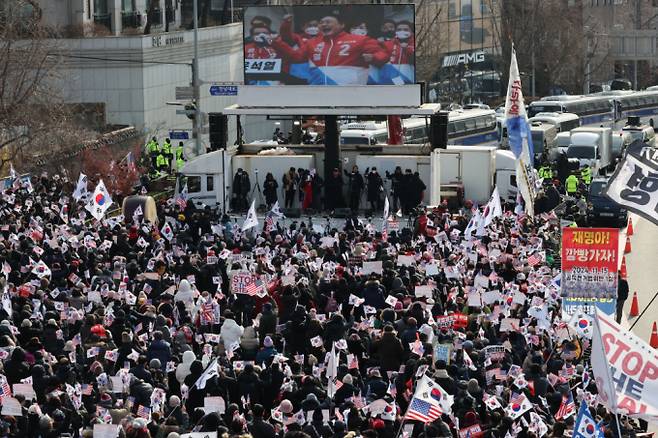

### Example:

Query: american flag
xmin=175 ymin=195 xmax=187 ymax=211
xmin=200 ymin=303 xmax=214 ymax=324
xmin=527 ymin=252 xmax=543 ymax=267
xmin=0 ymin=375 xmax=10 ymax=398
xmin=554 ymin=392 xmax=575 ymax=420
xmin=137 ymin=404 xmax=151 ymax=420
xmin=264 ymin=214 xmax=275 ymax=233
xmin=405 ymin=397 xmax=443 ymax=423
xmin=81 ymin=384 xmax=93 ymax=395
xmin=244 ymin=276 xmax=264 ymax=296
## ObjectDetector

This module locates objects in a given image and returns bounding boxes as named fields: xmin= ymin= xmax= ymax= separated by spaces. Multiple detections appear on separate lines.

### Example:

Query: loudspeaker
xmin=283 ymin=208 xmax=301 ymax=218
xmin=209 ymin=113 xmax=228 ymax=150
xmin=332 ymin=208 xmax=352 ymax=218
xmin=430 ymin=112 xmax=449 ymax=150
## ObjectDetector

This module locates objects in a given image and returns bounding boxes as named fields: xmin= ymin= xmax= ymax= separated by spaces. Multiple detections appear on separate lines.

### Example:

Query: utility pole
xmin=192 ymin=0 xmax=203 ymax=156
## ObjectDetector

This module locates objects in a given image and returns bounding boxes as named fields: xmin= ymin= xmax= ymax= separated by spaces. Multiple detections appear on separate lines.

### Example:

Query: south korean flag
xmin=160 ymin=222 xmax=174 ymax=241
xmin=85 ymin=180 xmax=113 ymax=221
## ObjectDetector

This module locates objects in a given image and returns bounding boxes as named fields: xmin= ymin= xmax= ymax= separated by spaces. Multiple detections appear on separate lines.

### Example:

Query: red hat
xmin=91 ymin=324 xmax=107 ymax=338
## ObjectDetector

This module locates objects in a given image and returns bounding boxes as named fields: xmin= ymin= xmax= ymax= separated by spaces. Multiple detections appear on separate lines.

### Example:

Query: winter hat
xmin=279 ymin=399 xmax=293 ymax=414
xmin=263 ymin=336 xmax=274 ymax=348
xmin=467 ymin=378 xmax=480 ymax=395
xmin=169 ymin=395 xmax=181 ymax=407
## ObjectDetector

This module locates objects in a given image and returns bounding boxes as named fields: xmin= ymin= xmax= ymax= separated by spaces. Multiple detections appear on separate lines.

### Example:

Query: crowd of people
xmin=233 ymin=166 xmax=427 ymax=215
xmin=0 ymin=171 xmax=646 ymax=438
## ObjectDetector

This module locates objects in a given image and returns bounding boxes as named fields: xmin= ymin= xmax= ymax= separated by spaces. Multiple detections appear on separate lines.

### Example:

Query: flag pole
xmin=592 ymin=313 xmax=623 ymax=438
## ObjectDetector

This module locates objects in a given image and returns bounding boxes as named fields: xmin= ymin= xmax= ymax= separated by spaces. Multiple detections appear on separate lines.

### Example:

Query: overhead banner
xmin=243 ymin=4 xmax=415 ymax=86
xmin=591 ymin=310 xmax=658 ymax=419
xmin=561 ymin=227 xmax=618 ymax=316
xmin=606 ymin=140 xmax=658 ymax=226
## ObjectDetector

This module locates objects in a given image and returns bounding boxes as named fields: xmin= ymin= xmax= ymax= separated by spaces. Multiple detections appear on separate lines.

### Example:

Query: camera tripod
xmin=249 ymin=169 xmax=265 ymax=210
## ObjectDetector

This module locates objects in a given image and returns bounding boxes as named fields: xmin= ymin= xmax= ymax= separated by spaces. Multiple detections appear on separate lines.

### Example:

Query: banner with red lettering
xmin=591 ymin=310 xmax=658 ymax=419
xmin=561 ymin=227 xmax=618 ymax=316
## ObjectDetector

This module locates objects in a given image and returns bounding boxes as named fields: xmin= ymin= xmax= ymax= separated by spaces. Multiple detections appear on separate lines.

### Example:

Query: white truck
xmin=494 ymin=150 xmax=517 ymax=203
xmin=566 ymin=127 xmax=613 ymax=174
xmin=430 ymin=145 xmax=497 ymax=205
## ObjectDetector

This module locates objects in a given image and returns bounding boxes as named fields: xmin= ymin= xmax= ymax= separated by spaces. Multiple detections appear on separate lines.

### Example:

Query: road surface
xmin=622 ymin=214 xmax=658 ymax=344
xmin=620 ymin=214 xmax=658 ymax=432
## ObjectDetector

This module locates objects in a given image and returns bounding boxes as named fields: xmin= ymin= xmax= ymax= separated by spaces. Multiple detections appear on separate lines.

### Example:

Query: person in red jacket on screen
xmin=379 ymin=20 xmax=415 ymax=84
xmin=279 ymin=18 xmax=320 ymax=83
xmin=244 ymin=25 xmax=285 ymax=85
xmin=272 ymin=13 xmax=388 ymax=85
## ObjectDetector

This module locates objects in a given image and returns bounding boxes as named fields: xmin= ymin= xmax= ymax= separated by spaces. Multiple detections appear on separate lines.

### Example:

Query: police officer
xmin=538 ymin=164 xmax=553 ymax=180
xmin=580 ymin=164 xmax=592 ymax=186
xmin=156 ymin=151 xmax=169 ymax=174
xmin=162 ymin=138 xmax=173 ymax=172
xmin=173 ymin=142 xmax=185 ymax=172
xmin=565 ymin=172 xmax=579 ymax=195
xmin=146 ymin=136 xmax=159 ymax=169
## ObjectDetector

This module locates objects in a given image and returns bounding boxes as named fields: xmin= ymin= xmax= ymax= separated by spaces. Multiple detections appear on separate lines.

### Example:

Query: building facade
xmin=584 ymin=0 xmax=658 ymax=89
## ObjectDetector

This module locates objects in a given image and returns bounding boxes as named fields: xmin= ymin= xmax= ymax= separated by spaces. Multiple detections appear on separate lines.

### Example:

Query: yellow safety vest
xmin=566 ymin=175 xmax=578 ymax=193
xmin=156 ymin=154 xmax=168 ymax=167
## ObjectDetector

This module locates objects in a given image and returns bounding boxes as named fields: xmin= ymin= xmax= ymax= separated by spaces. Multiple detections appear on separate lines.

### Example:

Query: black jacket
xmin=618 ymin=277 xmax=629 ymax=301
xmin=249 ymin=418 xmax=276 ymax=438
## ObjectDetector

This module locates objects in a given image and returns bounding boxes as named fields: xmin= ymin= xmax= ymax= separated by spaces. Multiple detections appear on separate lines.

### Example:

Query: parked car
xmin=587 ymin=176 xmax=627 ymax=227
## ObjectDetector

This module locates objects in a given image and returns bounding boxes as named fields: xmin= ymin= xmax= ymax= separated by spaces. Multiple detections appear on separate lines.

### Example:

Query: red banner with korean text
xmin=561 ymin=227 xmax=618 ymax=316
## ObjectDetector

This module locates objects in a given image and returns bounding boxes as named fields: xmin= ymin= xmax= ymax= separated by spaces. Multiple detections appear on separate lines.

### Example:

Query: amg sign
xmin=442 ymin=51 xmax=486 ymax=68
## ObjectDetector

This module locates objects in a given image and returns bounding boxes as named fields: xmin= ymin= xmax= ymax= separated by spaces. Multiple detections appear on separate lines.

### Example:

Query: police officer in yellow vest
xmin=156 ymin=152 xmax=169 ymax=174
xmin=580 ymin=164 xmax=592 ymax=185
xmin=565 ymin=173 xmax=579 ymax=195
xmin=146 ymin=137 xmax=159 ymax=169
xmin=162 ymin=138 xmax=172 ymax=170
xmin=173 ymin=141 xmax=185 ymax=172
xmin=538 ymin=164 xmax=553 ymax=180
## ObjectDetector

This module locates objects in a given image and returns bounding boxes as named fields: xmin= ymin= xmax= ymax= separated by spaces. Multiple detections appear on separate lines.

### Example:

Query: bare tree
xmin=485 ymin=0 xmax=609 ymax=96
xmin=0 ymin=0 xmax=97 ymax=173
xmin=414 ymin=0 xmax=447 ymax=85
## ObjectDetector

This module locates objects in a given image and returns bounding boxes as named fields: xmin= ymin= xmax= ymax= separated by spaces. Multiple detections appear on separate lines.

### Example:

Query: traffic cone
xmin=629 ymin=291 xmax=639 ymax=317
xmin=627 ymin=217 xmax=634 ymax=236
xmin=625 ymin=236 xmax=632 ymax=254
xmin=650 ymin=322 xmax=658 ymax=349
xmin=620 ymin=256 xmax=627 ymax=280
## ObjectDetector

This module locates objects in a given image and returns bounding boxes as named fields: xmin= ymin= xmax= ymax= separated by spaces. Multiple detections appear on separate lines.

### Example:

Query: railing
xmin=93 ymin=13 xmax=112 ymax=30
xmin=121 ymin=11 xmax=141 ymax=28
